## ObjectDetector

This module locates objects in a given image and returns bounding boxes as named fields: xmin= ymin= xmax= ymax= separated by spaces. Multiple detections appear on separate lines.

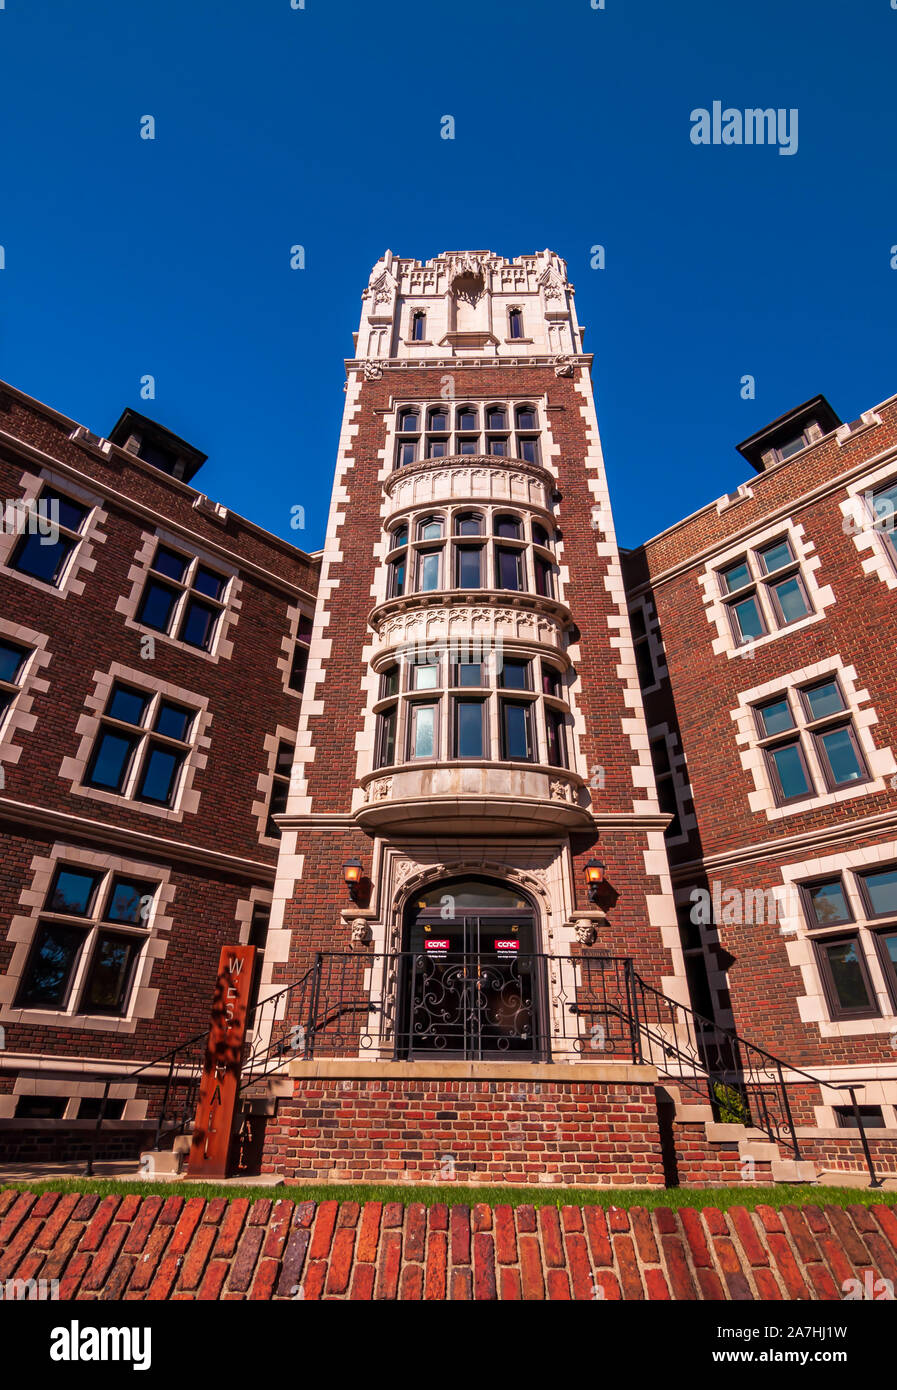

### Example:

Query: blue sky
xmin=1 ymin=0 xmax=896 ymax=552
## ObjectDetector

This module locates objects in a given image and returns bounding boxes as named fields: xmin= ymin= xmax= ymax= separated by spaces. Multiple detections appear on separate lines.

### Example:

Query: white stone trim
xmin=0 ymin=618 xmax=52 ymax=775
xmin=731 ymin=656 xmax=895 ymax=821
xmin=573 ymin=373 xmax=662 ymax=821
xmin=286 ymin=371 xmax=365 ymax=816
xmin=840 ymin=458 xmax=897 ymax=592
xmin=699 ymin=517 xmax=834 ymax=660
xmin=0 ymin=841 xmax=176 ymax=1035
xmin=58 ymin=663 xmax=212 ymax=823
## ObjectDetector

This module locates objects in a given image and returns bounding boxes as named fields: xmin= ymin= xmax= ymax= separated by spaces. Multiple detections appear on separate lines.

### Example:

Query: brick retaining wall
xmin=2 ymin=1187 xmax=897 ymax=1300
xmin=261 ymin=1068 xmax=666 ymax=1186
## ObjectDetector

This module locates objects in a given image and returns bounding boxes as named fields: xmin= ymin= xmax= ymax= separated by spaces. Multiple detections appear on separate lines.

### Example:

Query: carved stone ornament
xmin=573 ymin=918 xmax=598 ymax=947
xmin=350 ymin=918 xmax=372 ymax=946
xmin=553 ymin=355 xmax=574 ymax=378
xmin=550 ymin=779 xmax=572 ymax=802
xmin=365 ymin=777 xmax=392 ymax=803
xmin=363 ymin=360 xmax=384 ymax=380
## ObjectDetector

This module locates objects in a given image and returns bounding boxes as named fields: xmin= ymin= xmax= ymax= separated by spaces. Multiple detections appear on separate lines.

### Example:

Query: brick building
xmin=0 ymin=387 xmax=319 ymax=1160
xmin=1 ymin=248 xmax=896 ymax=1186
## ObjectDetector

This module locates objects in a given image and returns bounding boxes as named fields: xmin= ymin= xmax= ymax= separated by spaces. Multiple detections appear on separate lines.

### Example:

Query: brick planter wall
xmin=260 ymin=1061 xmax=666 ymax=1187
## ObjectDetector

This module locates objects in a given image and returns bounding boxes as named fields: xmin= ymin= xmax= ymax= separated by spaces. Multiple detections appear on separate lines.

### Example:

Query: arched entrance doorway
xmin=398 ymin=877 xmax=547 ymax=1060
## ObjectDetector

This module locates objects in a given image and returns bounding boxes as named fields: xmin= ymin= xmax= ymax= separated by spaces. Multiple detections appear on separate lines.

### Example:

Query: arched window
xmin=456 ymin=405 xmax=478 ymax=432
xmin=411 ymin=311 xmax=426 ymax=342
xmin=515 ymin=405 xmax=537 ymax=430
xmin=417 ymin=516 xmax=444 ymax=542
xmin=454 ymin=512 xmax=484 ymax=536
xmin=396 ymin=408 xmax=420 ymax=467
xmin=486 ymin=406 xmax=507 ymax=430
xmin=428 ymin=407 xmax=448 ymax=432
xmin=494 ymin=514 xmax=522 ymax=540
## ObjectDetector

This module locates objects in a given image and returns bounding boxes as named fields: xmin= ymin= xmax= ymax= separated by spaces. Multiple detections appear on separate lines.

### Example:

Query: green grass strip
xmin=3 ymin=1178 xmax=896 ymax=1210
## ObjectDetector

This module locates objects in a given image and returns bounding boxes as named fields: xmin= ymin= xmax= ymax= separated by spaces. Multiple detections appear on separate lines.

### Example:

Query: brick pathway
xmin=1 ymin=1187 xmax=896 ymax=1300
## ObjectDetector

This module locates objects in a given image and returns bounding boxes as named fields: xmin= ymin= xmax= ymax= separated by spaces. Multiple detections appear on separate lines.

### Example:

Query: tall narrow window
xmin=496 ymin=547 xmax=524 ymax=592
xmin=454 ymin=700 xmax=485 ymax=758
xmin=456 ymin=546 xmax=483 ymax=589
xmin=409 ymin=703 xmax=437 ymax=760
xmin=411 ymin=311 xmax=426 ymax=341
xmin=289 ymin=613 xmax=313 ymax=693
xmin=376 ymin=705 xmax=397 ymax=768
xmin=0 ymin=638 xmax=31 ymax=724
xmin=266 ymin=741 xmax=294 ymax=838
xmin=418 ymin=550 xmax=441 ymax=592
xmin=501 ymin=701 xmax=534 ymax=761
xmin=545 ymin=707 xmax=567 ymax=768
xmin=508 ymin=308 xmax=523 ymax=339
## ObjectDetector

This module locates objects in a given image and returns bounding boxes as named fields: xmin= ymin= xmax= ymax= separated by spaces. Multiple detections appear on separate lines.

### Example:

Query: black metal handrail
xmin=85 ymin=1026 xmax=210 ymax=1175
xmin=82 ymin=948 xmax=884 ymax=1185
xmin=244 ymin=950 xmax=642 ymax=1066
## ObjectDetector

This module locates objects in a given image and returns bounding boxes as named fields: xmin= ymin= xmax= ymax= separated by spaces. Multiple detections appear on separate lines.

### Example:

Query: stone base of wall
xmin=0 ymin=1123 xmax=154 ymax=1165
xmin=260 ymin=1060 xmax=667 ymax=1187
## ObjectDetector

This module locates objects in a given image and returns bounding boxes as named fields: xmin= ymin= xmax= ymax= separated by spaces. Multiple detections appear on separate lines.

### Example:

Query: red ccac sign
xmin=494 ymin=939 xmax=519 ymax=951
xmin=425 ymin=939 xmax=450 ymax=951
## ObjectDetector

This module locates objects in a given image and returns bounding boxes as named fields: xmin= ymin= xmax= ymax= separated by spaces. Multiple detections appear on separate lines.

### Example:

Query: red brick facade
xmin=2 ymin=249 xmax=897 ymax=1188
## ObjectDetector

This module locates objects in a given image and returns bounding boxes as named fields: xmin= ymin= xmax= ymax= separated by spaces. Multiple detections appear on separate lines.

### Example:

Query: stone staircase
xmin=660 ymin=1081 xmax=828 ymax=1186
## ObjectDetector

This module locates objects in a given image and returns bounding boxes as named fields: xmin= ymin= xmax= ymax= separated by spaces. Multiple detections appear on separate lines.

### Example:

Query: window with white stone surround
xmin=252 ymin=727 xmax=297 ymax=846
xmin=699 ymin=519 xmax=833 ymax=659
xmin=775 ymin=843 xmax=897 ymax=1050
xmin=732 ymin=657 xmax=896 ymax=821
xmin=0 ymin=842 xmax=175 ymax=1035
xmin=0 ymin=618 xmax=52 ymax=775
xmin=0 ymin=469 xmax=106 ymax=600
xmin=648 ymin=723 xmax=695 ymax=844
xmin=116 ymin=529 xmax=242 ymax=663
xmin=628 ymin=597 xmax=667 ymax=692
xmin=59 ymin=665 xmax=211 ymax=822
xmin=840 ymin=461 xmax=897 ymax=593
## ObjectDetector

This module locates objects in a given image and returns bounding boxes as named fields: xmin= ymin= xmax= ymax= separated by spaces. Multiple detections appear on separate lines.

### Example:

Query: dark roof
xmin=108 ymin=408 xmax=207 ymax=483
xmin=736 ymin=395 xmax=842 ymax=472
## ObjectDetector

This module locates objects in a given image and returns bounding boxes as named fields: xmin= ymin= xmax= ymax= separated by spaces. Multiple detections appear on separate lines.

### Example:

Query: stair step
xmin=771 ymin=1159 xmax=819 ymax=1183
xmin=738 ymin=1140 xmax=780 ymax=1162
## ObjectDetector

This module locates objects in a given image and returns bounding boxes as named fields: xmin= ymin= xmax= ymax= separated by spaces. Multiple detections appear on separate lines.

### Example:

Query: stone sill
xmin=286 ymin=1058 xmax=657 ymax=1085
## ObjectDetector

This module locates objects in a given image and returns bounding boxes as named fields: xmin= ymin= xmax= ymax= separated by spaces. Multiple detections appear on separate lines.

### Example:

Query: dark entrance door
xmin=399 ymin=879 xmax=545 ymax=1060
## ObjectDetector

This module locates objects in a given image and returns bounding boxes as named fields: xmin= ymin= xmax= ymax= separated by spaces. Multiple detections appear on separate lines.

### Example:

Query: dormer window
xmin=776 ymin=434 xmax=810 ymax=462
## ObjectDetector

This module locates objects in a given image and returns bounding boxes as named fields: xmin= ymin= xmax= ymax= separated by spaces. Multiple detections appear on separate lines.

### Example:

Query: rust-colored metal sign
xmin=187 ymin=945 xmax=256 ymax=1179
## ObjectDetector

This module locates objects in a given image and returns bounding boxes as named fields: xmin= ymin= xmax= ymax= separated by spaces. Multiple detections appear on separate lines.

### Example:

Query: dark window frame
xmin=812 ymin=932 xmax=880 ymax=1022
